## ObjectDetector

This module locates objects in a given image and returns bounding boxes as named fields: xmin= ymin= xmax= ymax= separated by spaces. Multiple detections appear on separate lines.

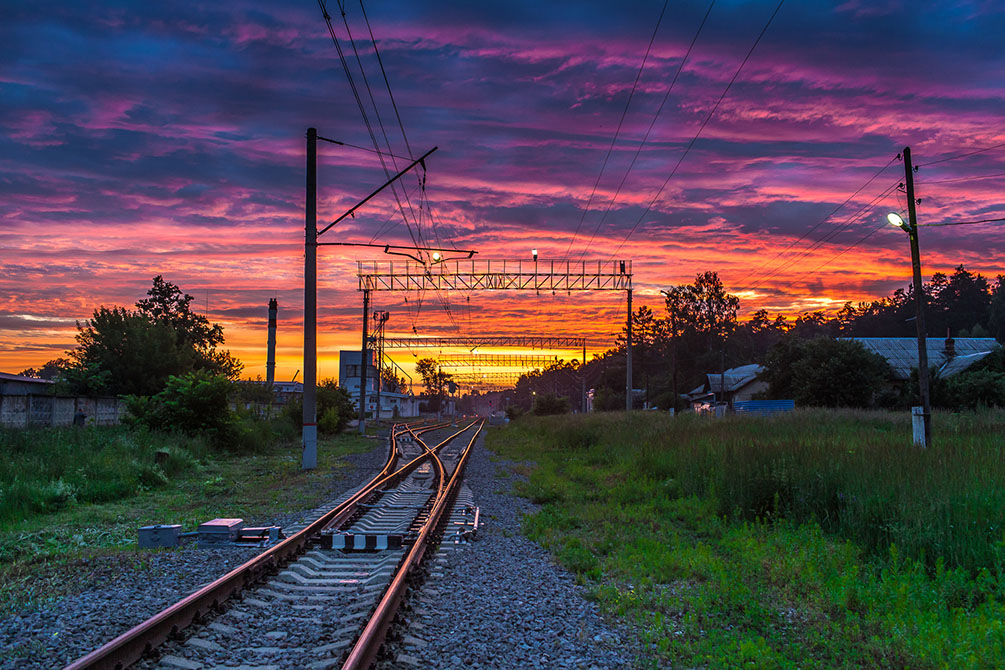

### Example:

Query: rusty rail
xmin=341 ymin=419 xmax=484 ymax=669
xmin=64 ymin=421 xmax=450 ymax=670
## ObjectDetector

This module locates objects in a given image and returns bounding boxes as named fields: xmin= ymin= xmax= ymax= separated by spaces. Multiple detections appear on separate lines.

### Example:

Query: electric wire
xmin=741 ymin=179 xmax=902 ymax=295
xmin=607 ymin=0 xmax=786 ymax=261
xmin=788 ymin=189 xmax=899 ymax=289
xmin=316 ymin=135 xmax=410 ymax=160
xmin=562 ymin=0 xmax=671 ymax=261
xmin=575 ymin=0 xmax=715 ymax=262
xmin=732 ymin=154 xmax=898 ymax=292
xmin=317 ymin=0 xmax=424 ymax=253
xmin=916 ymin=172 xmax=1005 ymax=185
xmin=921 ymin=217 xmax=1005 ymax=227
xmin=335 ymin=0 xmax=427 ymax=252
xmin=918 ymin=141 xmax=1005 ymax=167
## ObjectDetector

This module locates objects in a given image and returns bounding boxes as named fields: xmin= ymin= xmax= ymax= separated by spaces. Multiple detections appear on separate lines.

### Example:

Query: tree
xmin=380 ymin=367 xmax=408 ymax=394
xmin=65 ymin=277 xmax=242 ymax=396
xmin=762 ymin=337 xmax=891 ymax=408
xmin=19 ymin=358 xmax=72 ymax=381
xmin=988 ymin=275 xmax=1005 ymax=343
xmin=415 ymin=358 xmax=452 ymax=411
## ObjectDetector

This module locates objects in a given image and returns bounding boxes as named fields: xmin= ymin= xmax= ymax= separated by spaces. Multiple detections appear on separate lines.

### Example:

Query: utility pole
xmin=903 ymin=146 xmax=932 ymax=447
xmin=581 ymin=340 xmax=587 ymax=413
xmin=302 ymin=128 xmax=317 ymax=470
xmin=358 ymin=289 xmax=370 ymax=434
xmin=626 ymin=288 xmax=633 ymax=411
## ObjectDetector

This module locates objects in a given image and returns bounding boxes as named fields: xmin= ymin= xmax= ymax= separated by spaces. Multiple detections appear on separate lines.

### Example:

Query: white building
xmin=338 ymin=350 xmax=420 ymax=419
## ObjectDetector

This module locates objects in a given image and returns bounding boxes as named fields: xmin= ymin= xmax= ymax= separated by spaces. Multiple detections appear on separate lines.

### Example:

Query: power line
xmin=576 ymin=0 xmax=716 ymax=262
xmin=608 ymin=0 xmax=786 ymax=261
xmin=918 ymin=141 xmax=1005 ymax=167
xmin=787 ymin=190 xmax=899 ymax=289
xmin=562 ymin=0 xmax=671 ymax=261
xmin=741 ymin=179 xmax=902 ymax=295
xmin=732 ymin=154 xmax=898 ymax=292
xmin=917 ymin=172 xmax=1005 ymax=185
xmin=317 ymin=0 xmax=424 ymax=253
xmin=921 ymin=217 xmax=1005 ymax=227
xmin=316 ymin=135 xmax=410 ymax=160
xmin=335 ymin=0 xmax=426 ymax=251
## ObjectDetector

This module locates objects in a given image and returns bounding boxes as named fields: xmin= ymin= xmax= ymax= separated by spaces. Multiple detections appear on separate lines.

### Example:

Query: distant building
xmin=687 ymin=364 xmax=767 ymax=410
xmin=338 ymin=350 xmax=419 ymax=419
xmin=0 ymin=371 xmax=55 ymax=396
xmin=846 ymin=337 xmax=999 ymax=379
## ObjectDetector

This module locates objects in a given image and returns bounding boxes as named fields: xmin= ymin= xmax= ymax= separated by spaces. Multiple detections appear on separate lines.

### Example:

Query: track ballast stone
xmin=388 ymin=430 xmax=635 ymax=670
xmin=0 ymin=440 xmax=390 ymax=670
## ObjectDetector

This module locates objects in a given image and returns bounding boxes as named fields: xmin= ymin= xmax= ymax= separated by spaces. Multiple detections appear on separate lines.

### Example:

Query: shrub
xmin=126 ymin=371 xmax=240 ymax=449
xmin=282 ymin=378 xmax=356 ymax=436
xmin=532 ymin=393 xmax=571 ymax=416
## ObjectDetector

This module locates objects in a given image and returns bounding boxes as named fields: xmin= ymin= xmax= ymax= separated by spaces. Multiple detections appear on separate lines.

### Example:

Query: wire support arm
xmin=318 ymin=146 xmax=437 ymax=238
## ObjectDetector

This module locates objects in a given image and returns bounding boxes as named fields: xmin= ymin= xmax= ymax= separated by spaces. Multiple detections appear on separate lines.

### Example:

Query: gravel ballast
xmin=0 ymin=440 xmax=391 ymax=670
xmin=388 ymin=428 xmax=636 ymax=669
xmin=2 ymin=425 xmax=637 ymax=669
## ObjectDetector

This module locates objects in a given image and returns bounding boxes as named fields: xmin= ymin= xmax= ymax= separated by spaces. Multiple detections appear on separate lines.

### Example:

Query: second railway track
xmin=65 ymin=419 xmax=484 ymax=670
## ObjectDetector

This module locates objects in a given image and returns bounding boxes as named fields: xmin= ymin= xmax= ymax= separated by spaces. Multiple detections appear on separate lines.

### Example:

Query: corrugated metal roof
xmin=705 ymin=364 xmax=764 ymax=393
xmin=0 ymin=372 xmax=54 ymax=384
xmin=846 ymin=338 xmax=999 ymax=380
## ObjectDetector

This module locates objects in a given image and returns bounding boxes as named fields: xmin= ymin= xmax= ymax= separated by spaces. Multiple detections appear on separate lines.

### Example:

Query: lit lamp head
xmin=887 ymin=212 xmax=908 ymax=229
xmin=431 ymin=251 xmax=443 ymax=263
xmin=532 ymin=248 xmax=538 ymax=261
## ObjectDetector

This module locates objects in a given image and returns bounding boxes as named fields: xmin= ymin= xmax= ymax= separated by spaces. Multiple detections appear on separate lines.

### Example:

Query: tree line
xmin=503 ymin=265 xmax=1005 ymax=413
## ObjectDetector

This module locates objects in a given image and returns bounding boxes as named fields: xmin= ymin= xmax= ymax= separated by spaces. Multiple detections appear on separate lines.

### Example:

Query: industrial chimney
xmin=267 ymin=298 xmax=278 ymax=385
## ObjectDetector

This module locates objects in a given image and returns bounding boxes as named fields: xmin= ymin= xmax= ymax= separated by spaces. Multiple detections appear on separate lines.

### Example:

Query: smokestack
xmin=267 ymin=298 xmax=278 ymax=385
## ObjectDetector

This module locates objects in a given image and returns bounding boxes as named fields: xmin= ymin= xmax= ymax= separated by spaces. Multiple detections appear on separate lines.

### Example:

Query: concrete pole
xmin=302 ymin=128 xmax=317 ymax=470
xmin=903 ymin=146 xmax=932 ymax=448
xmin=266 ymin=298 xmax=278 ymax=386
xmin=626 ymin=288 xmax=633 ymax=411
xmin=358 ymin=289 xmax=370 ymax=434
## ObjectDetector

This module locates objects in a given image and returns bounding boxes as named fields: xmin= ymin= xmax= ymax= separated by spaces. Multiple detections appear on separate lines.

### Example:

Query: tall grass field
xmin=491 ymin=409 xmax=1005 ymax=669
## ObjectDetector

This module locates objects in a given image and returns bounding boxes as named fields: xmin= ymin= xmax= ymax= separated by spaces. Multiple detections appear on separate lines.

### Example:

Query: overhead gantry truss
xmin=451 ymin=371 xmax=525 ymax=383
xmin=436 ymin=354 xmax=559 ymax=368
xmin=357 ymin=259 xmax=632 ymax=292
xmin=381 ymin=335 xmax=586 ymax=350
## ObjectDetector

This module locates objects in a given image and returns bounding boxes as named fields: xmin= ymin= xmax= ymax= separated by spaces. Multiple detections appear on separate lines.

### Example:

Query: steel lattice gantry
xmin=450 ymin=371 xmax=524 ymax=383
xmin=436 ymin=354 xmax=560 ymax=368
xmin=381 ymin=335 xmax=586 ymax=350
xmin=357 ymin=259 xmax=632 ymax=292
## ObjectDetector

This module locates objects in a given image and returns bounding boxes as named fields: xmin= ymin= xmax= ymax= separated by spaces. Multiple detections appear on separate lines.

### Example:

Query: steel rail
xmin=341 ymin=420 xmax=484 ymax=669
xmin=63 ymin=420 xmax=449 ymax=670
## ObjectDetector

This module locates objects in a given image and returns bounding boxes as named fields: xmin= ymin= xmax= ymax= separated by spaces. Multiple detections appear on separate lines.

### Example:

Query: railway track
xmin=65 ymin=419 xmax=484 ymax=670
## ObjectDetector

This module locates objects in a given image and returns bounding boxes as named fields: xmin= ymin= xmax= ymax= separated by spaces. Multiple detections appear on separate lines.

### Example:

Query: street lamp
xmin=888 ymin=207 xmax=932 ymax=447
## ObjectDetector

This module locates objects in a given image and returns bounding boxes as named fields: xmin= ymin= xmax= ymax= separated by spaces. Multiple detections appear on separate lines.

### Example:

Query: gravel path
xmin=0 ymin=439 xmax=391 ymax=670
xmin=387 ymin=428 xmax=637 ymax=669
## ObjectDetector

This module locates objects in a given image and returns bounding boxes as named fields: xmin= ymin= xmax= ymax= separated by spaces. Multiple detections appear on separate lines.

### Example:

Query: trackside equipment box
xmin=198 ymin=518 xmax=245 ymax=543
xmin=139 ymin=524 xmax=183 ymax=548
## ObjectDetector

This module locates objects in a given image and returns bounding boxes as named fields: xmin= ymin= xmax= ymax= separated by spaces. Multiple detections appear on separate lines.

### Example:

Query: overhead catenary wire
xmin=335 ymin=0 xmax=428 ymax=252
xmin=562 ymin=0 xmax=671 ymax=261
xmin=317 ymin=0 xmax=424 ymax=253
xmin=607 ymin=0 xmax=786 ymax=261
xmin=576 ymin=0 xmax=716 ymax=262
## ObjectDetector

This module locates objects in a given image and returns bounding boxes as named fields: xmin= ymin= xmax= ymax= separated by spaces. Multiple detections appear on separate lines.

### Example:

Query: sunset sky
xmin=3 ymin=0 xmax=1004 ymax=383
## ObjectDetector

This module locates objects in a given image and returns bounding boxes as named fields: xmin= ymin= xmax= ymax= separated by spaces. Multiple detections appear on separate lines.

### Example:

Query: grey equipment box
xmin=139 ymin=524 xmax=183 ymax=548
xmin=198 ymin=518 xmax=245 ymax=543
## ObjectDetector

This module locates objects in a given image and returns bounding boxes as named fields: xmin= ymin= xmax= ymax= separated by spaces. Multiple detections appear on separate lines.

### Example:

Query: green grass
xmin=490 ymin=409 xmax=1005 ymax=669
xmin=0 ymin=424 xmax=376 ymax=614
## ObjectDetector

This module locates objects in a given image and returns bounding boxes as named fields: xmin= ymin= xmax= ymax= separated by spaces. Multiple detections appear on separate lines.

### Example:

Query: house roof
xmin=0 ymin=372 xmax=55 ymax=384
xmin=846 ymin=338 xmax=999 ymax=380
xmin=688 ymin=364 xmax=764 ymax=398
